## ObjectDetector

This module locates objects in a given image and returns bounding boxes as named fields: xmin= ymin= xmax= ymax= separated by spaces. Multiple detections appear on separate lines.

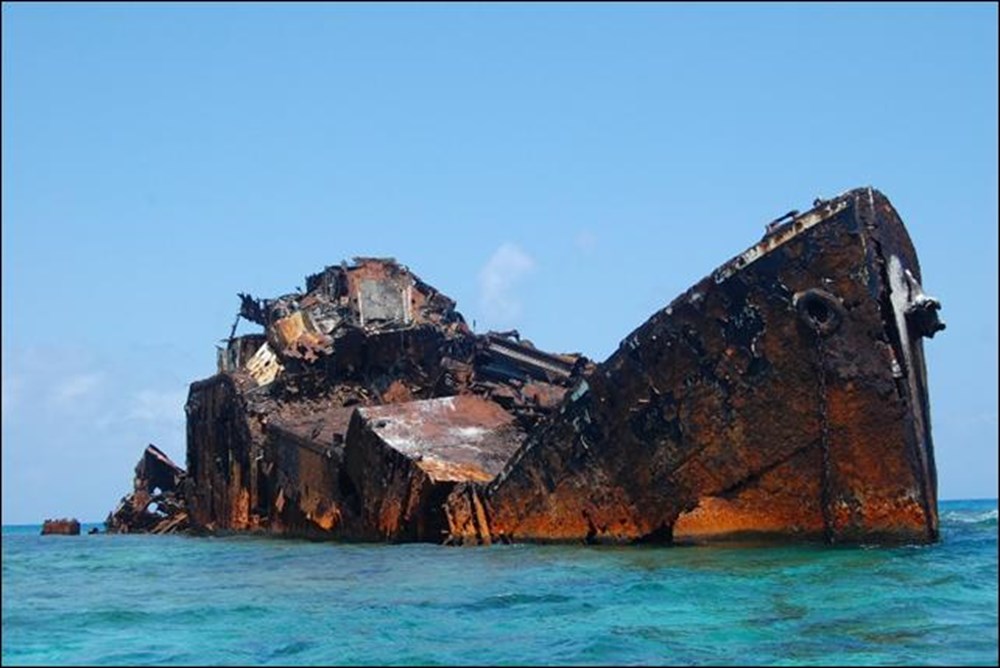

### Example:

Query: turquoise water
xmin=2 ymin=499 xmax=996 ymax=666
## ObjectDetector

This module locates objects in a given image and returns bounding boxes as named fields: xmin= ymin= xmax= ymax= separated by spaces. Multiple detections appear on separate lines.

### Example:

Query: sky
xmin=2 ymin=2 xmax=997 ymax=524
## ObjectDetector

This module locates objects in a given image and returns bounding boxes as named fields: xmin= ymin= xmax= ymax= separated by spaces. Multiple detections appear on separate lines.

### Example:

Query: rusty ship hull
xmin=447 ymin=188 xmax=942 ymax=545
xmin=109 ymin=187 xmax=943 ymax=545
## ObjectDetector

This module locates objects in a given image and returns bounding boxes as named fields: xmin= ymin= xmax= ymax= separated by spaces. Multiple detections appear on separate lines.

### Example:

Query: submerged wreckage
xmin=108 ymin=187 xmax=944 ymax=544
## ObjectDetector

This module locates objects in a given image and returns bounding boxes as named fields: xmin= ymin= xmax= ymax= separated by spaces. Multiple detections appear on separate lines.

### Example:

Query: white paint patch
xmin=453 ymin=426 xmax=488 ymax=439
xmin=888 ymin=254 xmax=914 ymax=379
xmin=245 ymin=342 xmax=282 ymax=386
xmin=888 ymin=253 xmax=931 ymax=485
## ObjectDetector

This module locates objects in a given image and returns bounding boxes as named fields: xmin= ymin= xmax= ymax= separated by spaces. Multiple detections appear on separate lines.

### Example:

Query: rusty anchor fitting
xmin=903 ymin=269 xmax=946 ymax=339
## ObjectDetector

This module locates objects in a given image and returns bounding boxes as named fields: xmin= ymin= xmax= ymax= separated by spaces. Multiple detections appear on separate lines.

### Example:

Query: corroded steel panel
xmin=354 ymin=396 xmax=524 ymax=483
xmin=342 ymin=396 xmax=525 ymax=542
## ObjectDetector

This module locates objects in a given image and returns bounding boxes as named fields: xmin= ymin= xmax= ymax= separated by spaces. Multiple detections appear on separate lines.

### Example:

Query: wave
xmin=941 ymin=508 xmax=998 ymax=526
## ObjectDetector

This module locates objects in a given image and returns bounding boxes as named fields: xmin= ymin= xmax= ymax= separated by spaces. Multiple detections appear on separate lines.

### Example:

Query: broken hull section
xmin=450 ymin=188 xmax=941 ymax=545
xmin=107 ymin=444 xmax=189 ymax=534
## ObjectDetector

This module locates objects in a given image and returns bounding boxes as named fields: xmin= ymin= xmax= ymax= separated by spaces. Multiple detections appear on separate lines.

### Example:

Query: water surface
xmin=3 ymin=499 xmax=996 ymax=665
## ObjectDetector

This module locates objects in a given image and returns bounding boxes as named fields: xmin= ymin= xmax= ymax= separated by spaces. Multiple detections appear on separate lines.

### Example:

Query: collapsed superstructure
xmin=108 ymin=188 xmax=944 ymax=544
xmin=186 ymin=257 xmax=591 ymax=541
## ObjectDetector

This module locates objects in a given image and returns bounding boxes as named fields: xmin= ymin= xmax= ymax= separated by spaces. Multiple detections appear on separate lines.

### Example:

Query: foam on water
xmin=941 ymin=507 xmax=998 ymax=525
xmin=2 ymin=499 xmax=997 ymax=666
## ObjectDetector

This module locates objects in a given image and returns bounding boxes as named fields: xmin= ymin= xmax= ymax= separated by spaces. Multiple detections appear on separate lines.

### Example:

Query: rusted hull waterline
xmin=108 ymin=188 xmax=943 ymax=545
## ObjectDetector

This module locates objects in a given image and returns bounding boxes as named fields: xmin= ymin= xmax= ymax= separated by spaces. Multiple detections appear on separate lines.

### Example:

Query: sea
xmin=2 ymin=499 xmax=996 ymax=666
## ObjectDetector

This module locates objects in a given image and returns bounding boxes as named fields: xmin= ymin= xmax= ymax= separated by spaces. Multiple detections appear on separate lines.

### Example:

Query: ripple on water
xmin=458 ymin=592 xmax=575 ymax=611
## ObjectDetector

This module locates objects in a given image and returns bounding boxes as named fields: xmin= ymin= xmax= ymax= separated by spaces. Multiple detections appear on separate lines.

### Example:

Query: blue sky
xmin=2 ymin=3 xmax=996 ymax=524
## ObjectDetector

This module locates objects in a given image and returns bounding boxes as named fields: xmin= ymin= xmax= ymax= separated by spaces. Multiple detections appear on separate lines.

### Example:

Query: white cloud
xmin=49 ymin=373 xmax=104 ymax=406
xmin=127 ymin=388 xmax=188 ymax=423
xmin=478 ymin=243 xmax=536 ymax=327
xmin=575 ymin=229 xmax=598 ymax=254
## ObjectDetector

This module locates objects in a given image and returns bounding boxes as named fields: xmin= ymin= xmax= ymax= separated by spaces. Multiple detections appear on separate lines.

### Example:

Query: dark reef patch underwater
xmin=2 ymin=499 xmax=996 ymax=666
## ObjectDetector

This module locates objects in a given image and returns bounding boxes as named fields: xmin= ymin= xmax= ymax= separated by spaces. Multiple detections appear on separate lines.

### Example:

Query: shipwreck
xmin=108 ymin=187 xmax=944 ymax=545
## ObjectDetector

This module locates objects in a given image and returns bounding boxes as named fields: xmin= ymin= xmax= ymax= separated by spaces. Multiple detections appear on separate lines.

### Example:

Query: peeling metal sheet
xmin=355 ymin=396 xmax=524 ymax=483
xmin=245 ymin=342 xmax=282 ymax=386
xmin=359 ymin=279 xmax=408 ymax=326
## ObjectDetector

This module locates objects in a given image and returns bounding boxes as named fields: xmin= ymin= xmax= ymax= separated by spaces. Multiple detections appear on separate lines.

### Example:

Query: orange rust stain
xmin=420 ymin=459 xmax=494 ymax=484
xmin=824 ymin=382 xmax=930 ymax=538
xmin=381 ymin=380 xmax=414 ymax=404
xmin=674 ymin=446 xmax=825 ymax=540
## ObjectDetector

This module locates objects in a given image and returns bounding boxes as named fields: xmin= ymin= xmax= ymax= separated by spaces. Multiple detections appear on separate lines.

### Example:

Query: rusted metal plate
xmin=41 ymin=518 xmax=81 ymax=536
xmin=341 ymin=396 xmax=525 ymax=541
xmin=264 ymin=407 xmax=357 ymax=537
xmin=354 ymin=396 xmax=524 ymax=483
